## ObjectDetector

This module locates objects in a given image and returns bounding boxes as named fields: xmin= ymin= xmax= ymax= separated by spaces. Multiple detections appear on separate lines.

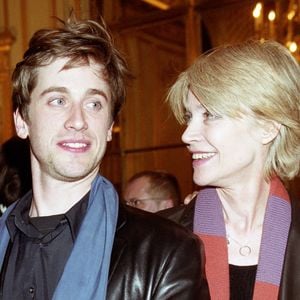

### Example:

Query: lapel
xmin=279 ymin=197 xmax=300 ymax=299
xmin=108 ymin=203 xmax=127 ymax=282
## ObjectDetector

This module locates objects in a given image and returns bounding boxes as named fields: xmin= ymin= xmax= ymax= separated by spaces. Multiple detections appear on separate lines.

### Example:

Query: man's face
xmin=123 ymin=177 xmax=172 ymax=213
xmin=14 ymin=58 xmax=114 ymax=182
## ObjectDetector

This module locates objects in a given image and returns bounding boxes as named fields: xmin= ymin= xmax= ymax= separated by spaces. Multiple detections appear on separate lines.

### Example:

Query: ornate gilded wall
xmin=0 ymin=0 xmax=298 ymax=198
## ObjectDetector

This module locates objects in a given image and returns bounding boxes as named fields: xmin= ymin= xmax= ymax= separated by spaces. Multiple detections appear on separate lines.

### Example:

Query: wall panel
xmin=123 ymin=147 xmax=193 ymax=200
xmin=112 ymin=16 xmax=193 ymax=197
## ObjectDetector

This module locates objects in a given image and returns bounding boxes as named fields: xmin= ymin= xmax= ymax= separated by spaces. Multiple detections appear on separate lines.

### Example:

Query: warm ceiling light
xmin=268 ymin=10 xmax=276 ymax=21
xmin=288 ymin=41 xmax=298 ymax=53
xmin=141 ymin=0 xmax=170 ymax=10
xmin=287 ymin=9 xmax=296 ymax=21
xmin=253 ymin=2 xmax=262 ymax=19
xmin=253 ymin=1 xmax=300 ymax=60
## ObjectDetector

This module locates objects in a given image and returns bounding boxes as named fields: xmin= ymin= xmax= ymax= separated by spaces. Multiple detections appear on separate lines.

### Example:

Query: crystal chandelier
xmin=253 ymin=0 xmax=300 ymax=61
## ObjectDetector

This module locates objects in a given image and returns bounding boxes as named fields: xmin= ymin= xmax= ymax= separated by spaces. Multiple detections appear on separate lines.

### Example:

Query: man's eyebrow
xmin=40 ymin=87 xmax=108 ymax=102
xmin=40 ymin=86 xmax=68 ymax=97
xmin=86 ymin=88 xmax=108 ymax=102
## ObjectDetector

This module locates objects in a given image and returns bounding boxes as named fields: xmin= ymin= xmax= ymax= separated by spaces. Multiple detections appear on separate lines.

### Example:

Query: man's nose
xmin=64 ymin=105 xmax=88 ymax=131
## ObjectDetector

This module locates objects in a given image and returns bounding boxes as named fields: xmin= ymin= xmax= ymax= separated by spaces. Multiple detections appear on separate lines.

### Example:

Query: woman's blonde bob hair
xmin=167 ymin=40 xmax=300 ymax=181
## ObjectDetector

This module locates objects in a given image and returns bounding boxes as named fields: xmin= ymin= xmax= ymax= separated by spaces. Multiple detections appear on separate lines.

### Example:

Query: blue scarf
xmin=0 ymin=175 xmax=119 ymax=300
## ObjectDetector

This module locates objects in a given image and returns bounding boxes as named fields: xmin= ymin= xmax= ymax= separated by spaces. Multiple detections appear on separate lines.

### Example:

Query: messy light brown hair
xmin=12 ymin=16 xmax=131 ymax=120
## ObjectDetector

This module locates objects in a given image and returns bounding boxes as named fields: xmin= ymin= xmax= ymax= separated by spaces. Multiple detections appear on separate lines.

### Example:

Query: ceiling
xmin=137 ymin=0 xmax=249 ymax=10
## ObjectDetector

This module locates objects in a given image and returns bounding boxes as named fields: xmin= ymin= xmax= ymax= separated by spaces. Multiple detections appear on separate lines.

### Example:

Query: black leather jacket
xmin=107 ymin=204 xmax=210 ymax=299
xmin=158 ymin=197 xmax=300 ymax=300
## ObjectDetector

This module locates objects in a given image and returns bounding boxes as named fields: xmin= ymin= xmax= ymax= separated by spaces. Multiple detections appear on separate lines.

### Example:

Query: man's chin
xmin=51 ymin=169 xmax=96 ymax=182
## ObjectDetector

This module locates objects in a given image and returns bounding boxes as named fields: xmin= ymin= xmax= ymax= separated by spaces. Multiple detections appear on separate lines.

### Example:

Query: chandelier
xmin=253 ymin=0 xmax=300 ymax=61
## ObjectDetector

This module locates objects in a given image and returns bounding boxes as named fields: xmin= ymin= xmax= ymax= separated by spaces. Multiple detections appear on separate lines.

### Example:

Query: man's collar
xmin=6 ymin=191 xmax=90 ymax=241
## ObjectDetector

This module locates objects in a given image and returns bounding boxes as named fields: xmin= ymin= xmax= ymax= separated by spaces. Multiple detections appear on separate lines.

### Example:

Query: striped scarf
xmin=194 ymin=177 xmax=291 ymax=299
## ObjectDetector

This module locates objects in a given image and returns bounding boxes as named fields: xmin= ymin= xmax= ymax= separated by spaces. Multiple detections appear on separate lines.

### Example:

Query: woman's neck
xmin=217 ymin=179 xmax=271 ymax=265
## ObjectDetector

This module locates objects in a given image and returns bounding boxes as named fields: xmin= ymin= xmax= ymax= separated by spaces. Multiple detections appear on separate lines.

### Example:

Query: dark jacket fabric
xmin=158 ymin=197 xmax=300 ymax=300
xmin=107 ymin=203 xmax=210 ymax=299
xmin=0 ymin=198 xmax=209 ymax=300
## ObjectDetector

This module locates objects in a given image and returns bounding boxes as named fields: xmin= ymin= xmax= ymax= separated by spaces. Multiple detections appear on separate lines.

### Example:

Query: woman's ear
xmin=261 ymin=120 xmax=281 ymax=145
xmin=14 ymin=109 xmax=29 ymax=139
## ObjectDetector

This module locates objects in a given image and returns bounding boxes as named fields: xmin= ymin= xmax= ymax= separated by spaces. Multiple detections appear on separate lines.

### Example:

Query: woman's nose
xmin=181 ymin=121 xmax=203 ymax=145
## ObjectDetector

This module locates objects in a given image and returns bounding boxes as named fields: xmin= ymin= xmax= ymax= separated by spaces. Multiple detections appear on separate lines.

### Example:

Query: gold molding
xmin=0 ymin=27 xmax=14 ymax=142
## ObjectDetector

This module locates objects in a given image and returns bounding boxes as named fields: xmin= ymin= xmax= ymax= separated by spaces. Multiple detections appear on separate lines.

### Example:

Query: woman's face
xmin=182 ymin=90 xmax=269 ymax=188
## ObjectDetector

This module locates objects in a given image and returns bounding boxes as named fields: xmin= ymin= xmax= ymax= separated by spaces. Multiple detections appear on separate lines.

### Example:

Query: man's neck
xmin=29 ymin=172 xmax=97 ymax=217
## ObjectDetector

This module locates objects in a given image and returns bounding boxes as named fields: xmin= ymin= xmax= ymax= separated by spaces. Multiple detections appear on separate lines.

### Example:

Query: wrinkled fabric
xmin=107 ymin=204 xmax=210 ymax=299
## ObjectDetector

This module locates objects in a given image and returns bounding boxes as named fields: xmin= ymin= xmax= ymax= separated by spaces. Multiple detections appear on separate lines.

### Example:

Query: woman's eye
xmin=183 ymin=112 xmax=192 ymax=124
xmin=203 ymin=111 xmax=220 ymax=120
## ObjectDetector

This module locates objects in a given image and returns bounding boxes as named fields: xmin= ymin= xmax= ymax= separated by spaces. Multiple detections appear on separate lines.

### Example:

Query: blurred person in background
xmin=123 ymin=170 xmax=181 ymax=212
xmin=0 ymin=136 xmax=31 ymax=214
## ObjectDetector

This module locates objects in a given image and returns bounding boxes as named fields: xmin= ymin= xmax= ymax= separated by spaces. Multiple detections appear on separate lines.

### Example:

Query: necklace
xmin=227 ymin=235 xmax=252 ymax=257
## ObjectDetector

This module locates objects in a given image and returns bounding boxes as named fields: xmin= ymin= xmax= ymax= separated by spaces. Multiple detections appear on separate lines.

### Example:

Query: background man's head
xmin=123 ymin=170 xmax=181 ymax=212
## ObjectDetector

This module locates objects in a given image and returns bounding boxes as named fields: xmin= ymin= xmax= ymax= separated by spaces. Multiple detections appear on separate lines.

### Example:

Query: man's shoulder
xmin=157 ymin=198 xmax=196 ymax=231
xmin=109 ymin=203 xmax=210 ymax=300
xmin=113 ymin=203 xmax=203 ymax=273
xmin=117 ymin=203 xmax=197 ymax=244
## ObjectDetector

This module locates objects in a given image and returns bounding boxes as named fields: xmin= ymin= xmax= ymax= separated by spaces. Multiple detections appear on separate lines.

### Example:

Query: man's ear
xmin=14 ymin=109 xmax=29 ymax=139
xmin=261 ymin=120 xmax=281 ymax=145
xmin=106 ymin=121 xmax=114 ymax=142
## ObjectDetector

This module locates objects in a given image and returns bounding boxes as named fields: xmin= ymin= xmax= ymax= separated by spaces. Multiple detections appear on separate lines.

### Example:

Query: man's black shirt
xmin=0 ymin=191 xmax=89 ymax=300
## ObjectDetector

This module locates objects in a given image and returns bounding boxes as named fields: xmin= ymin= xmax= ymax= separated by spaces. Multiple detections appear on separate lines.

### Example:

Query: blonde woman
xmin=165 ymin=40 xmax=300 ymax=299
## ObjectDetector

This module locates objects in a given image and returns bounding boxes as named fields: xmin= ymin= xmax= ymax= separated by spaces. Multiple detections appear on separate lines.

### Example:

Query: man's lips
xmin=57 ymin=140 xmax=91 ymax=152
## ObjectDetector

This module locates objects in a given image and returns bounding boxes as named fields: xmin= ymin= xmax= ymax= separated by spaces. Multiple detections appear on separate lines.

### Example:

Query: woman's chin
xmin=193 ymin=174 xmax=210 ymax=187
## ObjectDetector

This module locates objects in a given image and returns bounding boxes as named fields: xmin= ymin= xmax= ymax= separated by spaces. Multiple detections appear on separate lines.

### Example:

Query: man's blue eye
xmin=86 ymin=101 xmax=102 ymax=111
xmin=50 ymin=98 xmax=65 ymax=105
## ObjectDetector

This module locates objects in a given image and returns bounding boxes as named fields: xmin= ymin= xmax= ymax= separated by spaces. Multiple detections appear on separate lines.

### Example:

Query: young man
xmin=0 ymin=18 xmax=209 ymax=299
xmin=123 ymin=170 xmax=181 ymax=212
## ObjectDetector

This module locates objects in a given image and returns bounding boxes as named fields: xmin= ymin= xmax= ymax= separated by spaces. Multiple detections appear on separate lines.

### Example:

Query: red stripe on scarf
xmin=270 ymin=177 xmax=289 ymax=201
xmin=253 ymin=282 xmax=278 ymax=299
xmin=196 ymin=234 xmax=229 ymax=300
